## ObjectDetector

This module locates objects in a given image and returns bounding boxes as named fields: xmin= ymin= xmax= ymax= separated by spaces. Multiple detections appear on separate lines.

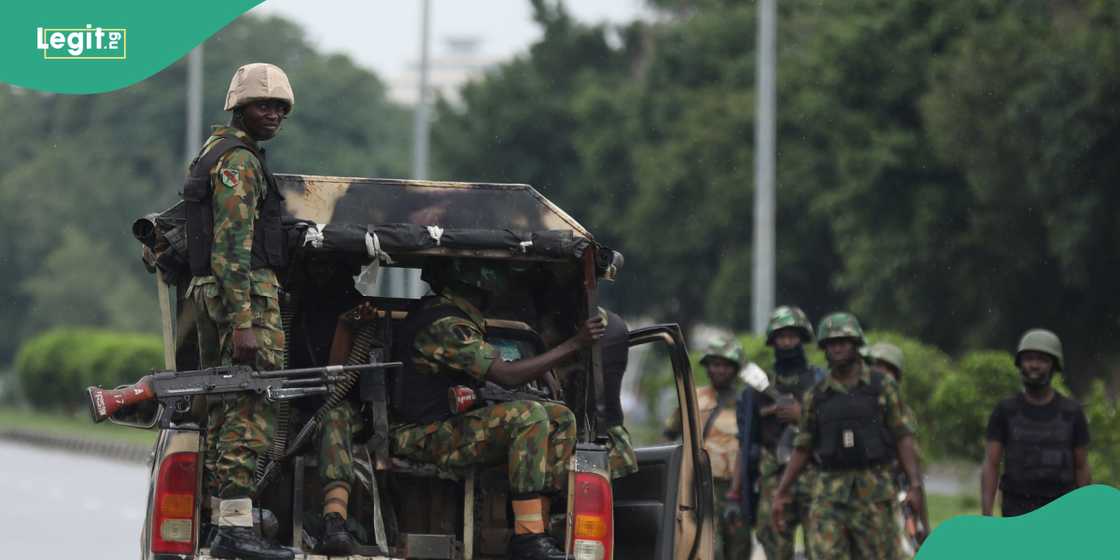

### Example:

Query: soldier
xmin=185 ymin=63 xmax=294 ymax=560
xmin=665 ymin=338 xmax=752 ymax=560
xmin=866 ymin=342 xmax=930 ymax=554
xmin=980 ymin=329 xmax=1091 ymax=517
xmin=390 ymin=259 xmax=604 ymax=560
xmin=772 ymin=313 xmax=923 ymax=560
xmin=746 ymin=306 xmax=824 ymax=560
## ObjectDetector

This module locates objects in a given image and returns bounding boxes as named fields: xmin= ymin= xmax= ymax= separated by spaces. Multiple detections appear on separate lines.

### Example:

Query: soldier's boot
xmin=508 ymin=533 xmax=569 ymax=560
xmin=209 ymin=526 xmax=294 ymax=560
xmin=317 ymin=512 xmax=355 ymax=556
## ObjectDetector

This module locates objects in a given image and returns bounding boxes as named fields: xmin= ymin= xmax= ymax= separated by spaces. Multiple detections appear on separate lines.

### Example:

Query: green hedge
xmin=15 ymin=328 xmax=163 ymax=411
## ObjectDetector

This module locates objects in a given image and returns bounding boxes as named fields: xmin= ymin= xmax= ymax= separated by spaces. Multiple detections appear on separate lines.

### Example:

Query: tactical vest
xmin=812 ymin=372 xmax=895 ymax=470
xmin=759 ymin=366 xmax=821 ymax=450
xmin=391 ymin=298 xmax=482 ymax=425
xmin=1002 ymin=395 xmax=1077 ymax=495
xmin=183 ymin=134 xmax=286 ymax=277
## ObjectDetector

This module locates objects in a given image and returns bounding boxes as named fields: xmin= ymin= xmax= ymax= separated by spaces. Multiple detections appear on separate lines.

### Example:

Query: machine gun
xmin=740 ymin=362 xmax=799 ymax=464
xmin=86 ymin=362 xmax=400 ymax=427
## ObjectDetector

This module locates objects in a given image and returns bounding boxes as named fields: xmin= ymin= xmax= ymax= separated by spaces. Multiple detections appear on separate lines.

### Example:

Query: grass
xmin=928 ymin=492 xmax=983 ymax=528
xmin=0 ymin=406 xmax=158 ymax=446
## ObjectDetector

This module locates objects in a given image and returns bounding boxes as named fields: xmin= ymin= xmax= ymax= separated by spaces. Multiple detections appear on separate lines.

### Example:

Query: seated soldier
xmin=391 ymin=259 xmax=605 ymax=560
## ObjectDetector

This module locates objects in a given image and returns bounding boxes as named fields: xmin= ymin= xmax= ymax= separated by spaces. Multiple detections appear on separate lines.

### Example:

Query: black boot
xmin=509 ymin=533 xmax=569 ymax=560
xmin=317 ymin=512 xmax=356 ymax=556
xmin=209 ymin=526 xmax=294 ymax=560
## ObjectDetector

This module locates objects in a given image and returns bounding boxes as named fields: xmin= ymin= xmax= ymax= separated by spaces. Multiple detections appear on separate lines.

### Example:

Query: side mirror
xmin=739 ymin=362 xmax=770 ymax=393
xmin=107 ymin=398 xmax=163 ymax=429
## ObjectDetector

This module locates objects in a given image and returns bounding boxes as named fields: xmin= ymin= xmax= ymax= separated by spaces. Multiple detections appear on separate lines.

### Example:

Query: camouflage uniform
xmin=189 ymin=125 xmax=286 ymax=499
xmin=605 ymin=424 xmax=639 ymax=479
xmin=319 ymin=401 xmax=362 ymax=494
xmin=390 ymin=290 xmax=576 ymax=496
xmin=794 ymin=366 xmax=915 ymax=560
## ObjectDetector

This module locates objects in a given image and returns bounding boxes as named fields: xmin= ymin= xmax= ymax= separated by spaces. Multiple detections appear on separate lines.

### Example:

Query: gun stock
xmin=87 ymin=376 xmax=155 ymax=423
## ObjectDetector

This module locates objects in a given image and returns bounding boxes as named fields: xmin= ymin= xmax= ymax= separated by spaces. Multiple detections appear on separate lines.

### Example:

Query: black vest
xmin=391 ymin=298 xmax=483 ymax=425
xmin=183 ymin=134 xmax=286 ymax=277
xmin=759 ymin=367 xmax=820 ymax=450
xmin=812 ymin=372 xmax=895 ymax=470
xmin=1003 ymin=395 xmax=1077 ymax=495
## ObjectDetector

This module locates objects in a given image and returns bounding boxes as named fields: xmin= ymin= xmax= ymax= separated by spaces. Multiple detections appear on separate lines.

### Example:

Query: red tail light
xmin=570 ymin=471 xmax=613 ymax=560
xmin=151 ymin=451 xmax=198 ymax=555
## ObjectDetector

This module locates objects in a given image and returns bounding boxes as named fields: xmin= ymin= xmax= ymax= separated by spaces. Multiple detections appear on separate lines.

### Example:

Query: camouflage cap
xmin=867 ymin=342 xmax=904 ymax=372
xmin=816 ymin=312 xmax=865 ymax=347
xmin=700 ymin=337 xmax=745 ymax=368
xmin=765 ymin=305 xmax=814 ymax=345
xmin=1016 ymin=328 xmax=1063 ymax=371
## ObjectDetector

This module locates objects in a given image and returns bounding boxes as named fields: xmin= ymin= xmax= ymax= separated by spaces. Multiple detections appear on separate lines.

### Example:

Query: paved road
xmin=0 ymin=441 xmax=150 ymax=559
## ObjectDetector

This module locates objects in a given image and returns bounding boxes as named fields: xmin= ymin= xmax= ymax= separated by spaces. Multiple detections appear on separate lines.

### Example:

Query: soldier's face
xmin=1019 ymin=351 xmax=1055 ymax=383
xmin=772 ymin=329 xmax=802 ymax=351
xmin=823 ymin=338 xmax=859 ymax=367
xmin=240 ymin=100 xmax=289 ymax=141
xmin=705 ymin=359 xmax=737 ymax=388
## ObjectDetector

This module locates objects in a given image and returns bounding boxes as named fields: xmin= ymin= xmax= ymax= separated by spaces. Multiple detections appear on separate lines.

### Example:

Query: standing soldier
xmin=665 ymin=338 xmax=753 ymax=560
xmin=772 ymin=313 xmax=923 ymax=560
xmin=867 ymin=342 xmax=930 ymax=555
xmin=980 ymin=329 xmax=1091 ymax=517
xmin=185 ymin=63 xmax=294 ymax=560
xmin=390 ymin=260 xmax=604 ymax=560
xmin=749 ymin=306 xmax=824 ymax=560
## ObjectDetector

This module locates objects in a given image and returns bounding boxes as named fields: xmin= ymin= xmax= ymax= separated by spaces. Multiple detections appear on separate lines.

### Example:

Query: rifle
xmin=740 ymin=362 xmax=800 ymax=464
xmin=897 ymin=473 xmax=929 ymax=553
xmin=448 ymin=381 xmax=561 ymax=414
xmin=87 ymin=362 xmax=401 ymax=426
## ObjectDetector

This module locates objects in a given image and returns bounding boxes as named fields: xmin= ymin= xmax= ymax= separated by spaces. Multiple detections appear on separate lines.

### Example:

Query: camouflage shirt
xmin=193 ymin=125 xmax=278 ymax=329
xmin=412 ymin=289 xmax=499 ymax=381
xmin=794 ymin=364 xmax=915 ymax=503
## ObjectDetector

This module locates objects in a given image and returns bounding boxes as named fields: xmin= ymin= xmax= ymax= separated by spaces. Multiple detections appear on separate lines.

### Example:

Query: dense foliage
xmin=432 ymin=0 xmax=1120 ymax=391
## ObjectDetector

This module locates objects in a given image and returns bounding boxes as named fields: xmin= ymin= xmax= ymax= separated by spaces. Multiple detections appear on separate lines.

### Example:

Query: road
xmin=0 ymin=441 xmax=149 ymax=559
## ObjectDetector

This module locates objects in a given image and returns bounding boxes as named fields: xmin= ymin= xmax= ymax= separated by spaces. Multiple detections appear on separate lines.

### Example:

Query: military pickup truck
xmin=113 ymin=176 xmax=715 ymax=560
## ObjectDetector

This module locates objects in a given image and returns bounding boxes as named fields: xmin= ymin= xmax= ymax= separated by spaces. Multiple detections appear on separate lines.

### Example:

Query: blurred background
xmin=2 ymin=0 xmax=1119 ymax=555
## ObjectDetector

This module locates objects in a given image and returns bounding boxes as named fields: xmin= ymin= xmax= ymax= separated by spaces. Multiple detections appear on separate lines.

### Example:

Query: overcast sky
xmin=250 ymin=0 xmax=647 ymax=81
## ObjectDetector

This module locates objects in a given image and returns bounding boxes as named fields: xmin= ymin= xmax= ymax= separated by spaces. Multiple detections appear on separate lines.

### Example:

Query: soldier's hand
xmin=232 ymin=327 xmax=259 ymax=365
xmin=574 ymin=316 xmax=606 ymax=347
xmin=721 ymin=502 xmax=742 ymax=527
xmin=341 ymin=301 xmax=378 ymax=325
xmin=770 ymin=490 xmax=791 ymax=534
xmin=905 ymin=486 xmax=925 ymax=522
xmin=775 ymin=402 xmax=802 ymax=422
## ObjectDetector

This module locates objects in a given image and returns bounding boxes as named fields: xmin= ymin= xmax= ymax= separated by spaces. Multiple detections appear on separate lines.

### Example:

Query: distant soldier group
xmin=671 ymin=306 xmax=1092 ymax=560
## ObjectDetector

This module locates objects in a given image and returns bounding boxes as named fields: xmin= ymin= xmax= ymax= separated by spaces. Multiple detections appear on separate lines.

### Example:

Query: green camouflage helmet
xmin=700 ymin=337 xmax=745 ymax=368
xmin=765 ymin=305 xmax=814 ymax=345
xmin=1016 ymin=329 xmax=1063 ymax=371
xmin=816 ymin=312 xmax=865 ymax=347
xmin=867 ymin=342 xmax=904 ymax=372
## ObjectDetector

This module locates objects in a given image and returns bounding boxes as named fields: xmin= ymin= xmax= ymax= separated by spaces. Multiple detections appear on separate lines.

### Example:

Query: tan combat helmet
xmin=224 ymin=63 xmax=295 ymax=112
xmin=867 ymin=342 xmax=904 ymax=373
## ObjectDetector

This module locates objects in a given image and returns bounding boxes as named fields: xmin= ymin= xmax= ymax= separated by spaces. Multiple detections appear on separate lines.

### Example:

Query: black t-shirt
xmin=986 ymin=393 xmax=1089 ymax=496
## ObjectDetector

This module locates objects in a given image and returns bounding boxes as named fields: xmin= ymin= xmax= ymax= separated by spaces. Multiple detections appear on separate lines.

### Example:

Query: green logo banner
xmin=2 ymin=0 xmax=262 ymax=94
xmin=918 ymin=485 xmax=1119 ymax=558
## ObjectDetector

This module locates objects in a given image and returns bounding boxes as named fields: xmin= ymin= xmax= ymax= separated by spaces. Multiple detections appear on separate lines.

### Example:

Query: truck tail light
xmin=151 ymin=451 xmax=198 ymax=555
xmin=570 ymin=471 xmax=613 ymax=560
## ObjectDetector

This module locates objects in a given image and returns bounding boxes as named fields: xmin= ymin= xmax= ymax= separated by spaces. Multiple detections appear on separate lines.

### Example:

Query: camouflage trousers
xmin=808 ymin=498 xmax=898 ymax=560
xmin=605 ymin=424 xmax=639 ymax=479
xmin=757 ymin=452 xmax=815 ymax=560
xmin=319 ymin=400 xmax=363 ymax=495
xmin=390 ymin=400 xmax=576 ymax=496
xmin=190 ymin=274 xmax=285 ymax=499
xmin=713 ymin=478 xmax=753 ymax=560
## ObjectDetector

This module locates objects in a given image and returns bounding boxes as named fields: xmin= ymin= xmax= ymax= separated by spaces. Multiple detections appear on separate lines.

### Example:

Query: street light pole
xmin=398 ymin=0 xmax=433 ymax=299
xmin=751 ymin=0 xmax=776 ymax=334
xmin=185 ymin=45 xmax=203 ymax=164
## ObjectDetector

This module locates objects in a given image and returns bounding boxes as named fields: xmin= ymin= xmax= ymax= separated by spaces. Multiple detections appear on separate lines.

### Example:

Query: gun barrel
xmin=256 ymin=362 xmax=402 ymax=379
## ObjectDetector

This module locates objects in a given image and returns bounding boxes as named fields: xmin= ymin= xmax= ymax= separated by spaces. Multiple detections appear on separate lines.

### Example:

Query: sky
xmin=250 ymin=0 xmax=647 ymax=81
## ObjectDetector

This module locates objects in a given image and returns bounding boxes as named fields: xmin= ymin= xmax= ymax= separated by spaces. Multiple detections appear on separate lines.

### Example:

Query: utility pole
xmin=751 ymin=0 xmax=776 ymax=334
xmin=396 ymin=0 xmax=433 ymax=299
xmin=185 ymin=45 xmax=203 ymax=164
